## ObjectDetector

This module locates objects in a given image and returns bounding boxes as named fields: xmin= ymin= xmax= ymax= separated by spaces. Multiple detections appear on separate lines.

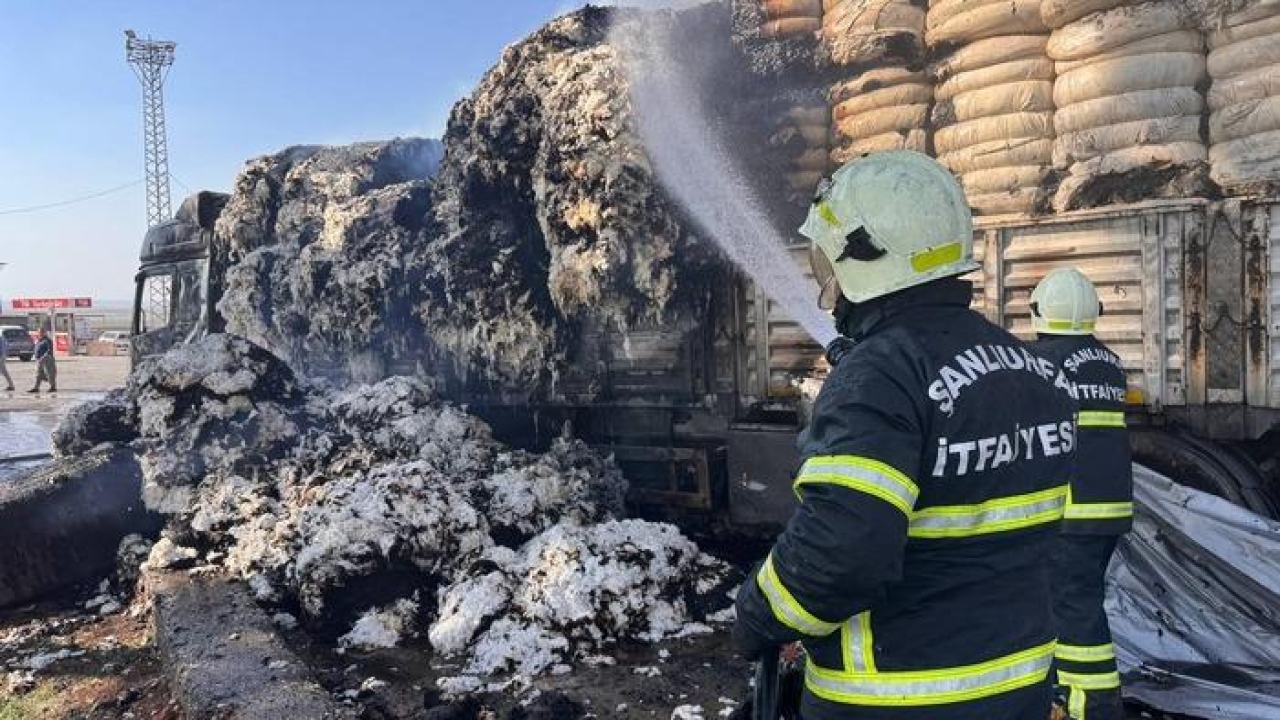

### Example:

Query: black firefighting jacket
xmin=1032 ymin=334 xmax=1133 ymax=536
xmin=735 ymin=279 xmax=1078 ymax=719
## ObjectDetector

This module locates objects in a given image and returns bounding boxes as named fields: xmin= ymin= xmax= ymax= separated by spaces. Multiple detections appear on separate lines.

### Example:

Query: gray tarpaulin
xmin=1107 ymin=465 xmax=1280 ymax=718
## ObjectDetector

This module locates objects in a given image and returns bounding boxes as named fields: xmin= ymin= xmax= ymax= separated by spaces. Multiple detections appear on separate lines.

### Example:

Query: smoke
xmin=608 ymin=5 xmax=839 ymax=347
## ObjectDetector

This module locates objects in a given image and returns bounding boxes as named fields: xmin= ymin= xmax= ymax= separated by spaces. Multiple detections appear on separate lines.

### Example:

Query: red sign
xmin=11 ymin=297 xmax=92 ymax=310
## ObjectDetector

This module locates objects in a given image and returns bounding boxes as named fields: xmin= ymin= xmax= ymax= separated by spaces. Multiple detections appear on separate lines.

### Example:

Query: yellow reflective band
xmin=805 ymin=641 xmax=1056 ymax=707
xmin=908 ymin=486 xmax=1066 ymax=539
xmin=1056 ymin=643 xmax=1116 ymax=663
xmin=910 ymin=242 xmax=963 ymax=273
xmin=1057 ymin=669 xmax=1121 ymax=691
xmin=1078 ymin=410 xmax=1126 ymax=428
xmin=842 ymin=612 xmax=876 ymax=673
xmin=756 ymin=554 xmax=840 ymax=637
xmin=1047 ymin=319 xmax=1097 ymax=332
xmin=1065 ymin=500 xmax=1134 ymax=521
xmin=818 ymin=203 xmax=841 ymax=227
xmin=795 ymin=456 xmax=919 ymax=517
xmin=1069 ymin=685 xmax=1087 ymax=720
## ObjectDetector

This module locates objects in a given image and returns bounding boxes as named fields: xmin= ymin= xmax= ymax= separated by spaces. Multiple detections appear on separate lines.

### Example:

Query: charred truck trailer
xmin=134 ymin=193 xmax=1280 ymax=525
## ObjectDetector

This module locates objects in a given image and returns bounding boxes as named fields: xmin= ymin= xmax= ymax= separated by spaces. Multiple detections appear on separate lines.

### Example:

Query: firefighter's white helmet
xmin=1031 ymin=267 xmax=1102 ymax=335
xmin=799 ymin=150 xmax=978 ymax=307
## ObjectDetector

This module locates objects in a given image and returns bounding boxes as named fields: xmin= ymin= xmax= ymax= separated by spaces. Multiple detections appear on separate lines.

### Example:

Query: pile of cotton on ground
xmin=58 ymin=335 xmax=733 ymax=679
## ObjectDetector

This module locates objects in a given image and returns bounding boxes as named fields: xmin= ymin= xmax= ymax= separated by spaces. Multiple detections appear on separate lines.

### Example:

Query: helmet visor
xmin=809 ymin=242 xmax=842 ymax=310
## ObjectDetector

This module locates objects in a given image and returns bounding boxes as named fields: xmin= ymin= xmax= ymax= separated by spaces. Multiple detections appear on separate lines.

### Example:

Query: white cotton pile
xmin=339 ymin=597 xmax=420 ymax=650
xmin=113 ymin=334 xmax=736 ymax=678
xmin=429 ymin=520 xmax=733 ymax=677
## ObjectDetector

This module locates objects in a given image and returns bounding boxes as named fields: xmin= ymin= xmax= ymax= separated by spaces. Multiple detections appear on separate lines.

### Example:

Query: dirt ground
xmin=0 ymin=592 xmax=176 ymax=720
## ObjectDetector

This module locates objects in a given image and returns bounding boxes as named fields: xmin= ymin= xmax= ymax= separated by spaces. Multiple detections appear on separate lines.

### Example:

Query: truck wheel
xmin=1131 ymin=429 xmax=1280 ymax=520
xmin=19 ymin=354 xmax=31 ymax=362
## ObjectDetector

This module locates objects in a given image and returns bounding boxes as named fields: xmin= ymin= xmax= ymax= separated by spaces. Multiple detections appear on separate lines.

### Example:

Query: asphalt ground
xmin=0 ymin=355 xmax=130 ymax=479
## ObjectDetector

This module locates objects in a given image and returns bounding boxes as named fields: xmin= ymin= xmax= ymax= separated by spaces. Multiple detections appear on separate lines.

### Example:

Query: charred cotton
xmin=71 ymin=335 xmax=732 ymax=680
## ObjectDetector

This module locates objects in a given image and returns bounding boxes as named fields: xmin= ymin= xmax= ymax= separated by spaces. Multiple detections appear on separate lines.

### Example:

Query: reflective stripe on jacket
xmin=735 ymin=280 xmax=1078 ymax=719
xmin=1032 ymin=334 xmax=1134 ymax=535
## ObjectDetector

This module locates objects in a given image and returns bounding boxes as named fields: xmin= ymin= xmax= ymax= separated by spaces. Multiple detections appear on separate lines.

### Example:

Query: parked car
xmin=1 ymin=326 xmax=34 ymax=361
xmin=97 ymin=331 xmax=131 ymax=355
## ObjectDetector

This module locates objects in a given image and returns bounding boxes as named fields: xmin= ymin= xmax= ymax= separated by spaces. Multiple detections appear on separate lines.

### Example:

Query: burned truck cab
xmin=131 ymin=192 xmax=229 ymax=367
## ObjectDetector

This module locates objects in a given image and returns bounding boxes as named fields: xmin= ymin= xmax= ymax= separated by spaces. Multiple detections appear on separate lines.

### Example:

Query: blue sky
xmin=0 ymin=0 xmax=586 ymax=305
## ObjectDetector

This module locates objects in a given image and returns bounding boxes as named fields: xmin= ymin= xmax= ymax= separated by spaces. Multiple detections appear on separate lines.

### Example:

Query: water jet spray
xmin=611 ymin=8 xmax=839 ymax=348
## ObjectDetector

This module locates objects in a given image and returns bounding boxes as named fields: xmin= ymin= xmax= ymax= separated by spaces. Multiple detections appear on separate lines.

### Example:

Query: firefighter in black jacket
xmin=734 ymin=151 xmax=1078 ymax=719
xmin=1030 ymin=267 xmax=1133 ymax=720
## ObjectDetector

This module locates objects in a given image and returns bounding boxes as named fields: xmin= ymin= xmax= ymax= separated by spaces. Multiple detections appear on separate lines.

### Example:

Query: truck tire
xmin=833 ymin=82 xmax=933 ymax=120
xmin=933 ymin=35 xmax=1048 ymax=78
xmin=953 ymin=80 xmax=1054 ymax=121
xmin=830 ymin=67 xmax=926 ymax=101
xmin=939 ymin=137 xmax=1054 ymax=173
xmin=1210 ymin=96 xmax=1280 ymax=143
xmin=834 ymin=103 xmax=930 ymax=140
xmin=1046 ymin=1 xmax=1189 ymax=61
xmin=1052 ymin=30 xmax=1203 ymax=74
xmin=1054 ymin=52 xmax=1205 ymax=107
xmin=1209 ymin=63 xmax=1280 ymax=111
xmin=936 ymin=58 xmax=1054 ymax=101
xmin=1040 ymin=0 xmax=1141 ymax=29
xmin=1055 ymin=115 xmax=1202 ymax=165
xmin=1209 ymin=33 xmax=1280 ymax=81
xmin=934 ymin=111 xmax=1054 ymax=155
xmin=19 ymin=354 xmax=31 ymax=362
xmin=1054 ymin=87 xmax=1204 ymax=136
xmin=961 ymin=165 xmax=1047 ymax=194
xmin=926 ymin=0 xmax=1047 ymax=47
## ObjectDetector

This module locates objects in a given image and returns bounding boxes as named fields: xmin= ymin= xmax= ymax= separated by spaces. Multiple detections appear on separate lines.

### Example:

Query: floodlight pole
xmin=125 ymin=30 xmax=177 ymax=228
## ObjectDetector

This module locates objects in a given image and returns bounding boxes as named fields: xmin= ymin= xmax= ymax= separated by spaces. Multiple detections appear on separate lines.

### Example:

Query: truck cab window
xmin=141 ymin=273 xmax=173 ymax=333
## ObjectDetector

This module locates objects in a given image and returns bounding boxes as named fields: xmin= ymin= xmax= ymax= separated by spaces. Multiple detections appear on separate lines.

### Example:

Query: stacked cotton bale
xmin=928 ymin=1 xmax=1054 ymax=215
xmin=773 ymin=102 xmax=833 ymax=200
xmin=1046 ymin=1 xmax=1209 ymax=210
xmin=823 ymin=1 xmax=931 ymax=166
xmin=830 ymin=67 xmax=931 ymax=163
xmin=821 ymin=0 xmax=926 ymax=67
xmin=1207 ymin=2 xmax=1280 ymax=195
xmin=761 ymin=0 xmax=824 ymax=38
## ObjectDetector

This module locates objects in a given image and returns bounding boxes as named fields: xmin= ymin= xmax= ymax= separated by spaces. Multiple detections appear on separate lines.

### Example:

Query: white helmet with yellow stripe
xmin=799 ymin=150 xmax=978 ymax=307
xmin=1030 ymin=267 xmax=1101 ymax=335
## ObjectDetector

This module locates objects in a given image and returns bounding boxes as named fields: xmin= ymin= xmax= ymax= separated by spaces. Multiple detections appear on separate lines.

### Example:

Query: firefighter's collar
xmin=837 ymin=278 xmax=973 ymax=341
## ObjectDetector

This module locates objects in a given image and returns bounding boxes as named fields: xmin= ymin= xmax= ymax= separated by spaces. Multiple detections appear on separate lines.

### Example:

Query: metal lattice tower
xmin=125 ymin=30 xmax=177 ymax=228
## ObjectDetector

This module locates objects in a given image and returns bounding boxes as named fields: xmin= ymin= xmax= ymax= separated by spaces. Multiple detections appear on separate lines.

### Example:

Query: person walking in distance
xmin=1030 ymin=268 xmax=1133 ymax=720
xmin=0 ymin=331 xmax=13 ymax=391
xmin=28 ymin=328 xmax=57 ymax=394
xmin=733 ymin=151 xmax=1078 ymax=720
